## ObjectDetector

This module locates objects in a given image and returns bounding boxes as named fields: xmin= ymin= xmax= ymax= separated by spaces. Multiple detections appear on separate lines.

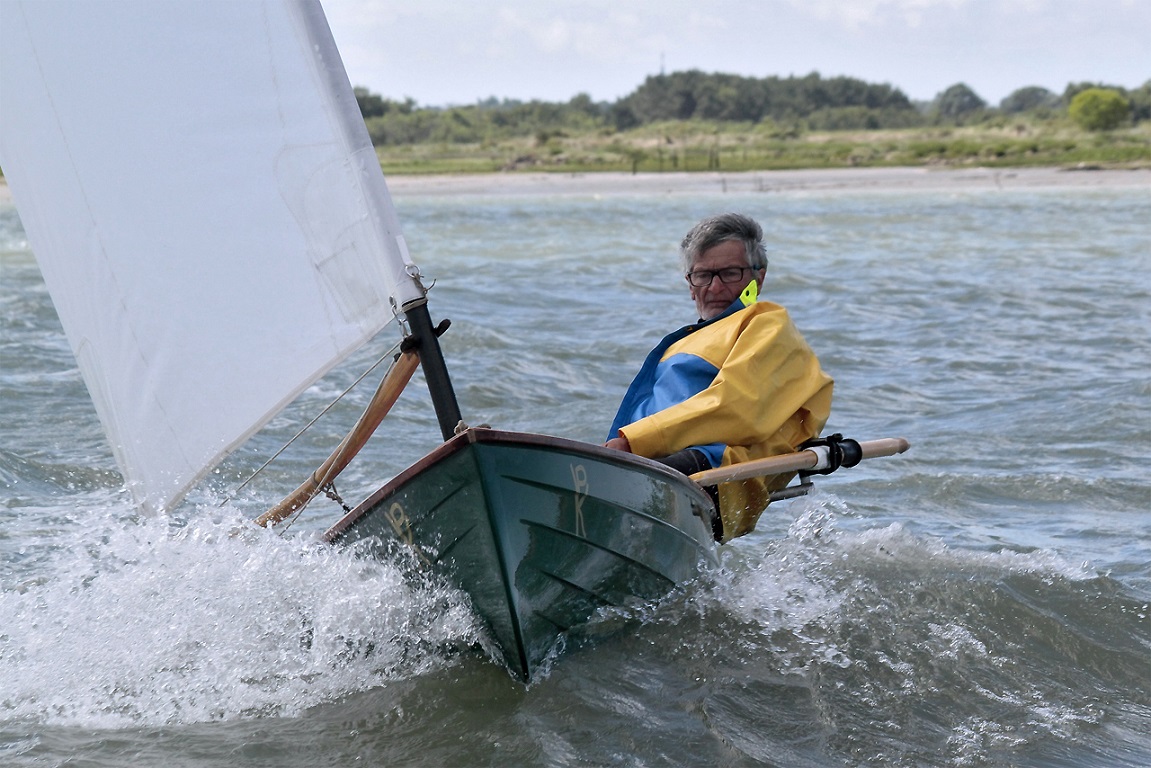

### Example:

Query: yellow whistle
xmin=740 ymin=279 xmax=758 ymax=306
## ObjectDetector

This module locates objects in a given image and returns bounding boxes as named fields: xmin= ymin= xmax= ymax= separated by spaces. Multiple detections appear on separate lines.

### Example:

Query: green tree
xmin=612 ymin=70 xmax=915 ymax=128
xmin=567 ymin=92 xmax=605 ymax=119
xmin=354 ymin=86 xmax=387 ymax=118
xmin=999 ymin=86 xmax=1058 ymax=114
xmin=934 ymin=83 xmax=986 ymax=121
xmin=1062 ymin=81 xmax=1121 ymax=106
xmin=1127 ymin=80 xmax=1151 ymax=122
xmin=1069 ymin=88 xmax=1131 ymax=131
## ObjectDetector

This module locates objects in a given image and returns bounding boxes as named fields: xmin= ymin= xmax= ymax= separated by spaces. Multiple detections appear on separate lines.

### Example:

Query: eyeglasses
xmin=685 ymin=266 xmax=752 ymax=287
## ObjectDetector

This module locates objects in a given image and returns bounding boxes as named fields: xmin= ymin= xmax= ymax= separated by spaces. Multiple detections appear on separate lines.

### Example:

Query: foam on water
xmin=605 ymin=490 xmax=1151 ymax=765
xmin=0 ymin=501 xmax=484 ymax=728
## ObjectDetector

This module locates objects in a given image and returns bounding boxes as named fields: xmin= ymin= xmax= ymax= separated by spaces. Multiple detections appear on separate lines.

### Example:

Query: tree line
xmin=355 ymin=71 xmax=1151 ymax=146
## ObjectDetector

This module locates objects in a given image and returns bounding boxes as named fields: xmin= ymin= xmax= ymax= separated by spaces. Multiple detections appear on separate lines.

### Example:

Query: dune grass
xmin=377 ymin=120 xmax=1151 ymax=175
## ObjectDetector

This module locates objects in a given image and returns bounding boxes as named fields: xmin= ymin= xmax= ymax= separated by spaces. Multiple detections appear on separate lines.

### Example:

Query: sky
xmin=323 ymin=0 xmax=1150 ymax=108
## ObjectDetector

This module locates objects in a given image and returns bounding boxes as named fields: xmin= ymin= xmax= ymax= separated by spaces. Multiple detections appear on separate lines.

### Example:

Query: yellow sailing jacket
xmin=608 ymin=298 xmax=833 ymax=540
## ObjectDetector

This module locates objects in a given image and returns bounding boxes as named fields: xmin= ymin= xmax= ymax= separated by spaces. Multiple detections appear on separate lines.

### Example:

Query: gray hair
xmin=679 ymin=213 xmax=768 ymax=272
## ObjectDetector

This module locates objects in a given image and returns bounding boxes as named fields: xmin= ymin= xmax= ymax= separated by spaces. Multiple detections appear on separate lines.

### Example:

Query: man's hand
xmin=604 ymin=435 xmax=632 ymax=452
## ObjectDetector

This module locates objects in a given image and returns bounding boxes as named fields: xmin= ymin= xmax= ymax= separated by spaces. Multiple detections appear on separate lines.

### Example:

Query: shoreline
xmin=381 ymin=166 xmax=1151 ymax=198
xmin=3 ymin=166 xmax=1148 ymax=206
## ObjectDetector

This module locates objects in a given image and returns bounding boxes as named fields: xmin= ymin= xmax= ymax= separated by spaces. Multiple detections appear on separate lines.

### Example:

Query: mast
xmin=403 ymin=300 xmax=464 ymax=441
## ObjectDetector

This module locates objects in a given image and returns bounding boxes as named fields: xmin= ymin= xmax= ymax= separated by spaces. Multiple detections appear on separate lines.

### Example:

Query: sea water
xmin=1 ymin=174 xmax=1149 ymax=766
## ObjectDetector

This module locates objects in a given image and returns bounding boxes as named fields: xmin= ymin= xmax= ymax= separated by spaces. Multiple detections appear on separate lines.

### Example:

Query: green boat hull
xmin=325 ymin=428 xmax=719 ymax=681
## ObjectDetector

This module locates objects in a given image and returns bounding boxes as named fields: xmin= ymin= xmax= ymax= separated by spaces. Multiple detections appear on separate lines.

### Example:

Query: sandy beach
xmin=382 ymin=166 xmax=1151 ymax=198
xmin=2 ymin=166 xmax=1148 ymax=207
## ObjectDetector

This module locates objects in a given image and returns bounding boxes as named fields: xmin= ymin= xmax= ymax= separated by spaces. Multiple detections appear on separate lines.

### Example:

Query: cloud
xmin=323 ymin=0 xmax=1151 ymax=106
xmin=490 ymin=6 xmax=680 ymax=62
xmin=788 ymin=0 xmax=967 ymax=27
xmin=495 ymin=8 xmax=580 ymax=56
xmin=784 ymin=0 xmax=1065 ymax=30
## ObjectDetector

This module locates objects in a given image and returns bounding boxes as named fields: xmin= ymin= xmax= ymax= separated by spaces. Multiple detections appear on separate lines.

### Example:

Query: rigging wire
xmin=219 ymin=336 xmax=405 ymax=511
xmin=275 ymin=342 xmax=413 ymax=534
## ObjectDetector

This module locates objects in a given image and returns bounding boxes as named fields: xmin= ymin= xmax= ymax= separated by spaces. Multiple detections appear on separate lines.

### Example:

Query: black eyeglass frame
xmin=684 ymin=265 xmax=756 ymax=287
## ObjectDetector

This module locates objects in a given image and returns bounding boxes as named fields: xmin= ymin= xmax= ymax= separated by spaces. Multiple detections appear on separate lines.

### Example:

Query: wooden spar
xmin=255 ymin=350 xmax=420 ymax=527
xmin=689 ymin=437 xmax=910 ymax=487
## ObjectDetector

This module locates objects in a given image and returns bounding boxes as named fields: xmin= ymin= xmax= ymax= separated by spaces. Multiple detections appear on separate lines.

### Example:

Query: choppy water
xmin=2 ymin=174 xmax=1150 ymax=767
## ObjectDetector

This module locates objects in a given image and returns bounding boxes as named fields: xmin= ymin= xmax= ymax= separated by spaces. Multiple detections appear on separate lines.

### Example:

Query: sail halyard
xmin=0 ymin=0 xmax=428 ymax=513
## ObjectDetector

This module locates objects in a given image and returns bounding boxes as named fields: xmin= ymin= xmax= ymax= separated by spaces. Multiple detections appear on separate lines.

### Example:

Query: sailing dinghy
xmin=1 ymin=0 xmax=907 ymax=682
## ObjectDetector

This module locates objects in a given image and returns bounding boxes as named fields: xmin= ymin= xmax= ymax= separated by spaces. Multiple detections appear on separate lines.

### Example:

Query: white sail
xmin=0 ymin=0 xmax=425 ymax=513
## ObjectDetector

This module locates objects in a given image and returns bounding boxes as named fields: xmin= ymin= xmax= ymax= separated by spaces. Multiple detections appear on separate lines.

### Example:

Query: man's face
xmin=687 ymin=240 xmax=764 ymax=320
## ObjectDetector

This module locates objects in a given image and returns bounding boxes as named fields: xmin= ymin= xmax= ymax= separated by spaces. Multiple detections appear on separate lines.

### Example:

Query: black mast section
xmin=403 ymin=300 xmax=463 ymax=441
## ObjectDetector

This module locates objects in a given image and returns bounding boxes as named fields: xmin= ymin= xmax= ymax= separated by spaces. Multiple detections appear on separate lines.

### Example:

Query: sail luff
xmin=289 ymin=0 xmax=426 ymax=312
xmin=0 ymin=0 xmax=423 ymax=513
